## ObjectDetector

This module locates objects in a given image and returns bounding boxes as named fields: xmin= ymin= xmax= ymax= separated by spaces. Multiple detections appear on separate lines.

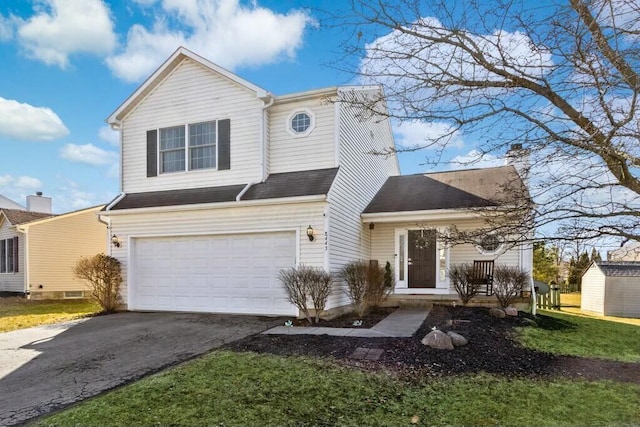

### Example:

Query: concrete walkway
xmin=262 ymin=306 xmax=430 ymax=338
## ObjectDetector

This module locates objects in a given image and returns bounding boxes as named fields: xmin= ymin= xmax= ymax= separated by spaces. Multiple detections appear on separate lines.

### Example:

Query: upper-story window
xmin=159 ymin=121 xmax=217 ymax=174
xmin=287 ymin=108 xmax=315 ymax=137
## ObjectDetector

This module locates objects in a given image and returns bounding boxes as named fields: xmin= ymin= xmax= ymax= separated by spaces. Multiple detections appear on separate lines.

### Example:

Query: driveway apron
xmin=0 ymin=312 xmax=280 ymax=426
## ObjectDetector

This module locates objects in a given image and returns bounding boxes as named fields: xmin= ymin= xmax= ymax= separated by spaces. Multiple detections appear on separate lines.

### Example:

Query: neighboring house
xmin=0 ymin=194 xmax=25 ymax=210
xmin=0 ymin=205 xmax=108 ymax=299
xmin=100 ymin=46 xmax=532 ymax=316
xmin=581 ymin=261 xmax=640 ymax=318
xmin=607 ymin=242 xmax=640 ymax=262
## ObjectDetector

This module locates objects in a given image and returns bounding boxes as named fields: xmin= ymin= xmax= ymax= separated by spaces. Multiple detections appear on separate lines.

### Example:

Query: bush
xmin=341 ymin=261 xmax=391 ymax=316
xmin=384 ymin=261 xmax=394 ymax=288
xmin=341 ymin=261 xmax=369 ymax=317
xmin=278 ymin=265 xmax=333 ymax=324
xmin=73 ymin=253 xmax=122 ymax=314
xmin=448 ymin=263 xmax=480 ymax=306
xmin=493 ymin=265 xmax=530 ymax=308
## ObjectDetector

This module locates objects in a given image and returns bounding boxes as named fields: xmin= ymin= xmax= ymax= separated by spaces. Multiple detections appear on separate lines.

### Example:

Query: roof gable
xmin=107 ymin=46 xmax=269 ymax=124
xmin=363 ymin=165 xmax=526 ymax=214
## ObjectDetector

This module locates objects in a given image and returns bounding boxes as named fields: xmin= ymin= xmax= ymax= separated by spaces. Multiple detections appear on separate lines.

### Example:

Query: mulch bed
xmin=227 ymin=305 xmax=640 ymax=385
xmin=288 ymin=307 xmax=396 ymax=328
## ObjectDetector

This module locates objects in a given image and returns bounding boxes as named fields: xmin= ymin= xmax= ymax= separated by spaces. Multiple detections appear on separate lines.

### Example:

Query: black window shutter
xmin=147 ymin=130 xmax=158 ymax=177
xmin=218 ymin=119 xmax=230 ymax=170
xmin=13 ymin=236 xmax=18 ymax=273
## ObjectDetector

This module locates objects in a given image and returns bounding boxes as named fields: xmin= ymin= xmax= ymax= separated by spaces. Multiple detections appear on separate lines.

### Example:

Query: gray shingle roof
xmin=108 ymin=168 xmax=339 ymax=211
xmin=363 ymin=165 xmax=526 ymax=213
xmin=0 ymin=209 xmax=54 ymax=225
xmin=595 ymin=261 xmax=640 ymax=277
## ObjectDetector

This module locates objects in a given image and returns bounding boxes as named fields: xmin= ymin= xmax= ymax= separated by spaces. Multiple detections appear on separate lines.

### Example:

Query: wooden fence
xmin=559 ymin=282 xmax=581 ymax=293
xmin=536 ymin=285 xmax=561 ymax=310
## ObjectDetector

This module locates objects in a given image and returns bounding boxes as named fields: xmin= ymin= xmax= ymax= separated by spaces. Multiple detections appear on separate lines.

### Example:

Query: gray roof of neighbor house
xmin=0 ymin=209 xmax=55 ymax=225
xmin=363 ymin=165 xmax=526 ymax=213
xmin=107 ymin=168 xmax=339 ymax=211
xmin=594 ymin=261 xmax=640 ymax=277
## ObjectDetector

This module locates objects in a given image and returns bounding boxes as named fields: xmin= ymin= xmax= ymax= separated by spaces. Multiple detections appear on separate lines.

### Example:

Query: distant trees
xmin=533 ymin=242 xmax=559 ymax=284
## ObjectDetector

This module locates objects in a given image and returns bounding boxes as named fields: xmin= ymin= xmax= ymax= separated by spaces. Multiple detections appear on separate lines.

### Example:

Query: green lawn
xmin=36 ymin=351 xmax=640 ymax=427
xmin=517 ymin=310 xmax=640 ymax=363
xmin=0 ymin=297 xmax=100 ymax=332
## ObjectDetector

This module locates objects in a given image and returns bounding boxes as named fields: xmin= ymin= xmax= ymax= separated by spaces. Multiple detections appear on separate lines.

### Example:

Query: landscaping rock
xmin=504 ymin=307 xmax=518 ymax=316
xmin=521 ymin=317 xmax=538 ymax=327
xmin=446 ymin=331 xmax=468 ymax=346
xmin=421 ymin=329 xmax=454 ymax=350
xmin=489 ymin=308 xmax=506 ymax=318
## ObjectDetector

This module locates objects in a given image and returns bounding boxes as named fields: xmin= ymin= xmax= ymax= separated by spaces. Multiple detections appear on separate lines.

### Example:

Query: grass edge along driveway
xmin=0 ymin=298 xmax=100 ymax=333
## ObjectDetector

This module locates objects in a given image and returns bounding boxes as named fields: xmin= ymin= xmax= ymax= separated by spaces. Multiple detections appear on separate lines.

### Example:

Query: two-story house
xmin=101 ymin=47 xmax=532 ymax=316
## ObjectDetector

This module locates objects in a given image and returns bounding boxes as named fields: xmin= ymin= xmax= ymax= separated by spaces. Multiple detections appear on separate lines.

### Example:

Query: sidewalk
xmin=262 ymin=306 xmax=430 ymax=338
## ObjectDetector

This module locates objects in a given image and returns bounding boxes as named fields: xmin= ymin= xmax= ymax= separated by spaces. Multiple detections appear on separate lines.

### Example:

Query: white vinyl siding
xmin=580 ymin=265 xmax=605 ymax=314
xmin=25 ymin=207 xmax=107 ymax=295
xmin=121 ymin=58 xmax=263 ymax=192
xmin=369 ymin=221 xmax=522 ymax=294
xmin=326 ymin=89 xmax=400 ymax=307
xmin=0 ymin=220 xmax=24 ymax=293
xmin=268 ymin=99 xmax=336 ymax=173
xmin=604 ymin=277 xmax=640 ymax=318
xmin=108 ymin=201 xmax=327 ymax=309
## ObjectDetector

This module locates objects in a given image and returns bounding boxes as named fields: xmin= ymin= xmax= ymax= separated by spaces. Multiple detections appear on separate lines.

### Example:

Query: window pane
xmin=291 ymin=112 xmax=310 ymax=133
xmin=399 ymin=234 xmax=405 ymax=281
xmin=161 ymin=150 xmax=185 ymax=173
xmin=6 ymin=238 xmax=13 ymax=273
xmin=160 ymin=126 xmax=185 ymax=150
xmin=189 ymin=121 xmax=216 ymax=170
xmin=0 ymin=240 xmax=5 ymax=273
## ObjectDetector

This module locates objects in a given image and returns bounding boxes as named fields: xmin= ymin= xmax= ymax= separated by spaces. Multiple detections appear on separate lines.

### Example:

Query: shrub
xmin=341 ymin=261 xmax=370 ymax=316
xmin=73 ymin=253 xmax=122 ymax=314
xmin=278 ymin=265 xmax=333 ymax=324
xmin=493 ymin=265 xmax=530 ymax=308
xmin=384 ymin=261 xmax=394 ymax=288
xmin=448 ymin=263 xmax=480 ymax=306
xmin=367 ymin=263 xmax=392 ymax=310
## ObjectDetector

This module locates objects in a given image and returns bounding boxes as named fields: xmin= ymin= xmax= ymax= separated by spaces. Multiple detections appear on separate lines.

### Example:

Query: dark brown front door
xmin=408 ymin=230 xmax=436 ymax=288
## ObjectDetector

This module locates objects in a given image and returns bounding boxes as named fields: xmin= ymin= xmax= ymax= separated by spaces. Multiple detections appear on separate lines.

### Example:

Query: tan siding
xmin=604 ymin=277 xmax=640 ymax=318
xmin=122 ymin=58 xmax=263 ymax=193
xmin=327 ymin=91 xmax=399 ymax=307
xmin=581 ymin=265 xmax=605 ymax=314
xmin=108 ymin=201 xmax=328 ymax=307
xmin=27 ymin=208 xmax=107 ymax=294
xmin=0 ymin=220 xmax=24 ymax=292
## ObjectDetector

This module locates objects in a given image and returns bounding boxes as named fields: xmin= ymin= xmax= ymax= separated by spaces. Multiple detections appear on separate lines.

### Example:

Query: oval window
xmin=477 ymin=234 xmax=502 ymax=253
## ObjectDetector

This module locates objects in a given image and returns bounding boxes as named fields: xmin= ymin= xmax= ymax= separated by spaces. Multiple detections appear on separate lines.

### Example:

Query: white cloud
xmin=395 ymin=121 xmax=465 ymax=150
xmin=0 ymin=97 xmax=68 ymax=141
xmin=0 ymin=14 xmax=15 ymax=41
xmin=60 ymin=143 xmax=118 ymax=166
xmin=450 ymin=150 xmax=503 ymax=169
xmin=107 ymin=0 xmax=313 ymax=82
xmin=0 ymin=174 xmax=43 ymax=207
xmin=98 ymin=125 xmax=120 ymax=146
xmin=17 ymin=0 xmax=116 ymax=68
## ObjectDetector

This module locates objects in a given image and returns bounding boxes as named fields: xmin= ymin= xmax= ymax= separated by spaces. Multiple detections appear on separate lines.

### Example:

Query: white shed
xmin=581 ymin=261 xmax=640 ymax=318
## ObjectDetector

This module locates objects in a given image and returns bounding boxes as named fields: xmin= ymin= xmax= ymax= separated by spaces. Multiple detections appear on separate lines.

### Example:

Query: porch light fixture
xmin=111 ymin=234 xmax=121 ymax=248
xmin=306 ymin=225 xmax=315 ymax=241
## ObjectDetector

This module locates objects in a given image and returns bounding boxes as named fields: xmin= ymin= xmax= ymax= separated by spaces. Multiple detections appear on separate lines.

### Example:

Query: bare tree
xmin=327 ymin=0 xmax=640 ymax=247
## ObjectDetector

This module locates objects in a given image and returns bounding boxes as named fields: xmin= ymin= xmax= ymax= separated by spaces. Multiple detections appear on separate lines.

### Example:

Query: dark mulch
xmin=227 ymin=305 xmax=640 ymax=385
xmin=288 ymin=307 xmax=396 ymax=328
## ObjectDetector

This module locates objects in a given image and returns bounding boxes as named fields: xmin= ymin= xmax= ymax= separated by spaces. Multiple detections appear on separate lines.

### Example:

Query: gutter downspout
xmin=259 ymin=92 xmax=275 ymax=182
xmin=236 ymin=182 xmax=255 ymax=201
xmin=105 ymin=192 xmax=126 ymax=211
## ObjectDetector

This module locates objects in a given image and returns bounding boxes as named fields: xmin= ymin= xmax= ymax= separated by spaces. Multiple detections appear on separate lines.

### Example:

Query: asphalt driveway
xmin=0 ymin=312 xmax=282 ymax=426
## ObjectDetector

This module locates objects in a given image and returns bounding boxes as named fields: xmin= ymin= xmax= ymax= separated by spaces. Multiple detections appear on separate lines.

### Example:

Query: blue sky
xmin=0 ymin=0 xmax=491 ymax=213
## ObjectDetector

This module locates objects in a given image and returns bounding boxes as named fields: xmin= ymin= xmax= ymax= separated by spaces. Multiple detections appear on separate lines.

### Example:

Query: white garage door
xmin=131 ymin=232 xmax=297 ymax=315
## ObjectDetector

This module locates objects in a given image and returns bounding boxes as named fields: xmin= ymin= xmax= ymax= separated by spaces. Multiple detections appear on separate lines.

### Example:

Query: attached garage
xmin=581 ymin=261 xmax=640 ymax=318
xmin=130 ymin=231 xmax=297 ymax=316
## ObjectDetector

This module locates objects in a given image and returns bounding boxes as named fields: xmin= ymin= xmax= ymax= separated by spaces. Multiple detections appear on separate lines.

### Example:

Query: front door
xmin=408 ymin=229 xmax=436 ymax=288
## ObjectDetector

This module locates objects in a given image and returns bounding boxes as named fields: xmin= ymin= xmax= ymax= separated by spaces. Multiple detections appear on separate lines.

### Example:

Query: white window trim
xmin=0 ymin=238 xmax=15 ymax=274
xmin=474 ymin=233 xmax=504 ymax=255
xmin=157 ymin=121 xmax=219 ymax=175
xmin=286 ymin=108 xmax=316 ymax=138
